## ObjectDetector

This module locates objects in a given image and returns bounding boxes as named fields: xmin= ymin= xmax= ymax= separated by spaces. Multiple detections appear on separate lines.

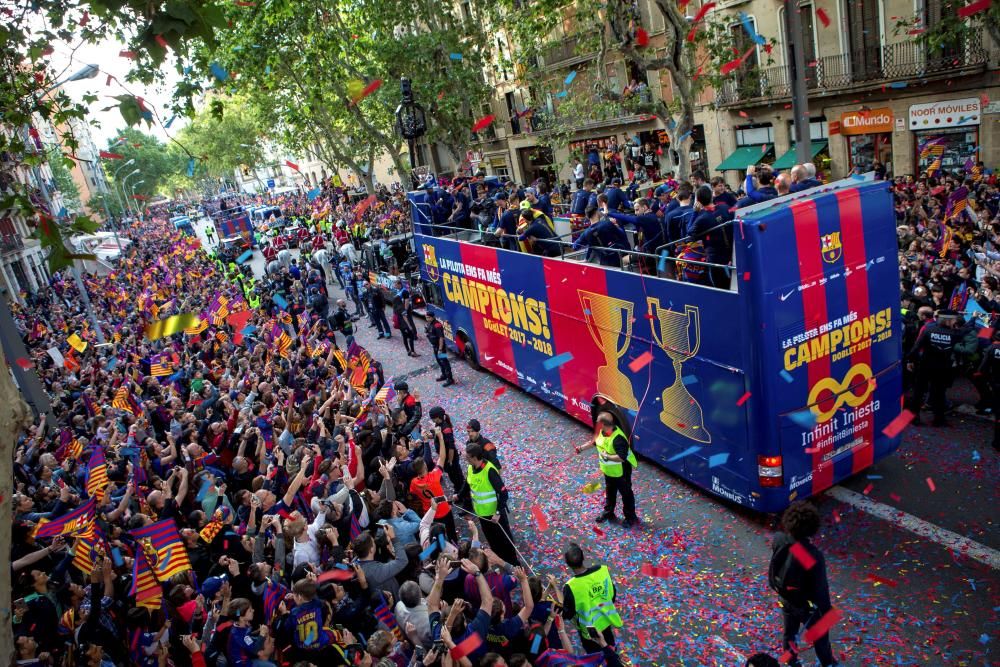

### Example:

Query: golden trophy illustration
xmin=647 ymin=298 xmax=712 ymax=443
xmin=578 ymin=290 xmax=639 ymax=411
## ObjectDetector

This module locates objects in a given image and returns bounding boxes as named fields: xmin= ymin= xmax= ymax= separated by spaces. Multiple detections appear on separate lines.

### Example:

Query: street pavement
xmin=199 ymin=218 xmax=998 ymax=666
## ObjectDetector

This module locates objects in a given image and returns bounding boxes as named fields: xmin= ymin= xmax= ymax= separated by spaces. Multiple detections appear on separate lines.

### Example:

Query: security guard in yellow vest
xmin=561 ymin=542 xmax=623 ymax=652
xmin=576 ymin=412 xmax=639 ymax=527
xmin=455 ymin=442 xmax=519 ymax=565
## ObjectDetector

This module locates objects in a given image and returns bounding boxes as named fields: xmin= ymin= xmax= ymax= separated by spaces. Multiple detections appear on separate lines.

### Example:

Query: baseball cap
xmin=201 ymin=575 xmax=228 ymax=598
xmin=519 ymin=200 xmax=532 ymax=210
xmin=467 ymin=419 xmax=481 ymax=431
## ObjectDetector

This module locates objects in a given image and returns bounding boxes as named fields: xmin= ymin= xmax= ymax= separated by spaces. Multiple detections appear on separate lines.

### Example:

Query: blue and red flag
xmin=131 ymin=519 xmax=192 ymax=581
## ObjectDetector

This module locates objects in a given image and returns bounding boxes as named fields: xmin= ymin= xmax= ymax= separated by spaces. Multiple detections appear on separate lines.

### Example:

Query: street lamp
xmin=122 ymin=169 xmax=141 ymax=216
xmin=394 ymin=77 xmax=426 ymax=189
xmin=111 ymin=158 xmax=136 ymax=217
xmin=128 ymin=180 xmax=145 ymax=218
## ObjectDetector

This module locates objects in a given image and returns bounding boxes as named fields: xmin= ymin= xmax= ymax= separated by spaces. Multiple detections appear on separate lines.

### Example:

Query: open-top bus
xmin=408 ymin=177 xmax=903 ymax=512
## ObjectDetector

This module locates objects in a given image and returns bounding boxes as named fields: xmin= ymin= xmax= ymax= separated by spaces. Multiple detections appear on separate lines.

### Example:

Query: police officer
xmin=561 ymin=542 xmax=624 ymax=652
xmin=907 ymin=309 xmax=960 ymax=426
xmin=977 ymin=329 xmax=1000 ymax=450
xmin=454 ymin=442 xmax=518 ymax=565
xmin=425 ymin=311 xmax=454 ymax=387
xmin=575 ymin=412 xmax=639 ymax=527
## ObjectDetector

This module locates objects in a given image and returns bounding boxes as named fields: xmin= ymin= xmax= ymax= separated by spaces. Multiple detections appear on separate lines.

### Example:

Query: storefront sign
xmin=908 ymin=98 xmax=980 ymax=129
xmin=839 ymin=108 xmax=894 ymax=135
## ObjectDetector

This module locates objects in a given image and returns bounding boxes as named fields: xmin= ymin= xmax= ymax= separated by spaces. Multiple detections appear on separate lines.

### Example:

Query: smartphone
xmin=433 ymin=495 xmax=447 ymax=503
xmin=448 ymin=560 xmax=463 ymax=567
xmin=111 ymin=547 xmax=124 ymax=568
xmin=587 ymin=626 xmax=599 ymax=639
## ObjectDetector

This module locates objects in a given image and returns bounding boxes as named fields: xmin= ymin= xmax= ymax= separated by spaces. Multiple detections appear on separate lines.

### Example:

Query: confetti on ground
xmin=581 ymin=481 xmax=601 ymax=494
xmin=804 ymin=608 xmax=843 ymax=644
xmin=735 ymin=391 xmax=751 ymax=407
xmin=628 ymin=351 xmax=653 ymax=373
xmin=493 ymin=386 xmax=506 ymax=398
xmin=641 ymin=564 xmax=672 ymax=578
xmin=531 ymin=505 xmax=549 ymax=531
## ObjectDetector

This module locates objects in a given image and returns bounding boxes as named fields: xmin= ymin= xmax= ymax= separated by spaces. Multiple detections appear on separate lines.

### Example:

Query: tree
xmin=47 ymin=147 xmax=82 ymax=213
xmin=102 ymin=128 xmax=188 ymax=200
xmin=87 ymin=191 xmax=125 ymax=220
xmin=202 ymin=0 xmax=495 ymax=188
xmin=174 ymin=93 xmax=268 ymax=182
xmin=894 ymin=0 xmax=998 ymax=64
xmin=499 ymin=0 xmax=767 ymax=179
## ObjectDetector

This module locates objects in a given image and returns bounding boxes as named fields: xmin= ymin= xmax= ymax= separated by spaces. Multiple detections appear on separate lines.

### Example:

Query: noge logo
xmin=807 ymin=363 xmax=875 ymax=423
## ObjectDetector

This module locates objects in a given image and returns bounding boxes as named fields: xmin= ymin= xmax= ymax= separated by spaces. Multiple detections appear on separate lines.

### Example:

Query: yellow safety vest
xmin=595 ymin=427 xmax=637 ymax=478
xmin=565 ymin=565 xmax=623 ymax=632
xmin=467 ymin=461 xmax=500 ymax=517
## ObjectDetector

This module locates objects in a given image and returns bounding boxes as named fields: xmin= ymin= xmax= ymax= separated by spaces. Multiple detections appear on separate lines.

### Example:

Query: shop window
xmin=914 ymin=128 xmax=978 ymax=175
xmin=788 ymin=118 xmax=829 ymax=140
xmin=736 ymin=124 xmax=774 ymax=146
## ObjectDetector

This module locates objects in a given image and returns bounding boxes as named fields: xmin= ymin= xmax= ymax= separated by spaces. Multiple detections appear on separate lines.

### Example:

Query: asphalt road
xmin=196 ymin=219 xmax=998 ymax=666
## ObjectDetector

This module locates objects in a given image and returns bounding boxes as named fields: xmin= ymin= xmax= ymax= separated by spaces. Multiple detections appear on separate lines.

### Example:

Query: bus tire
xmin=458 ymin=333 xmax=481 ymax=371
xmin=589 ymin=397 xmax=633 ymax=440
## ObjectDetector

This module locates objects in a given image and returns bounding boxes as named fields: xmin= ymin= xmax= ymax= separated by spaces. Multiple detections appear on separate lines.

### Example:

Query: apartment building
xmin=462 ymin=0 xmax=997 ymax=189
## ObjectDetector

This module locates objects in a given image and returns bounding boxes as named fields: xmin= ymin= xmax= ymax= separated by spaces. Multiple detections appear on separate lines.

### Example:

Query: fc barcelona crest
xmin=422 ymin=244 xmax=440 ymax=282
xmin=821 ymin=232 xmax=842 ymax=264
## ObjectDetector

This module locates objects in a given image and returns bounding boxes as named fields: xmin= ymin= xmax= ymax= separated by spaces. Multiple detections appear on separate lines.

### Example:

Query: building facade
xmin=458 ymin=0 xmax=997 ymax=190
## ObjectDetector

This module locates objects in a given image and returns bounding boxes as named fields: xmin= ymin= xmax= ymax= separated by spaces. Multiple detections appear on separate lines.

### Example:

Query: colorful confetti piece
xmin=542 ymin=352 xmax=574 ymax=370
xmin=627 ymin=351 xmax=654 ymax=373
xmin=735 ymin=391 xmax=752 ymax=407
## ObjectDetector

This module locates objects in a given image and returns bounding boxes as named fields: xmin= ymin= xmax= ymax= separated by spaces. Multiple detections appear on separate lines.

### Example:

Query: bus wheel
xmin=589 ymin=397 xmax=633 ymax=440
xmin=458 ymin=334 xmax=481 ymax=371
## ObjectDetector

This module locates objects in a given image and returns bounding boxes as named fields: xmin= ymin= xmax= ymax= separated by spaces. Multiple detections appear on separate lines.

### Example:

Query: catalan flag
xmin=130 ymin=542 xmax=163 ymax=609
xmin=184 ymin=316 xmax=208 ymax=335
xmin=85 ymin=446 xmax=110 ymax=498
xmin=270 ymin=323 xmax=292 ymax=359
xmin=71 ymin=525 xmax=106 ymax=575
xmin=926 ymin=157 xmax=942 ymax=177
xmin=112 ymin=385 xmax=139 ymax=415
xmin=331 ymin=347 xmax=347 ymax=371
xmin=150 ymin=353 xmax=172 ymax=377
xmin=210 ymin=294 xmax=231 ymax=326
xmin=131 ymin=519 xmax=192 ymax=581
xmin=35 ymin=496 xmax=97 ymax=538
xmin=918 ymin=137 xmax=946 ymax=160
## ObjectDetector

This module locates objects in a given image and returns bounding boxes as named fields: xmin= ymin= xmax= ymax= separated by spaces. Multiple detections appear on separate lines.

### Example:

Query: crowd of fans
xmin=8 ymin=156 xmax=997 ymax=667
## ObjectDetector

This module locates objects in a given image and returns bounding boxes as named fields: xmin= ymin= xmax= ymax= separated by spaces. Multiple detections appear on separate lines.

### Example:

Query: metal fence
xmin=716 ymin=30 xmax=987 ymax=106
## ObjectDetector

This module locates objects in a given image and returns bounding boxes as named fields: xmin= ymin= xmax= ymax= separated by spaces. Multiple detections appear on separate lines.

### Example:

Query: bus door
xmin=745 ymin=180 xmax=902 ymax=506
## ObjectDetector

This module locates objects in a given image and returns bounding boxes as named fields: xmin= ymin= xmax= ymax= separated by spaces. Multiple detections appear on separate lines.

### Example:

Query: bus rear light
xmin=758 ymin=455 xmax=783 ymax=487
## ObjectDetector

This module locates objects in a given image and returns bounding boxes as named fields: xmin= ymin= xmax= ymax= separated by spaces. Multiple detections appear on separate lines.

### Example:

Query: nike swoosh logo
xmin=780 ymin=290 xmax=795 ymax=301
xmin=484 ymin=354 xmax=494 ymax=361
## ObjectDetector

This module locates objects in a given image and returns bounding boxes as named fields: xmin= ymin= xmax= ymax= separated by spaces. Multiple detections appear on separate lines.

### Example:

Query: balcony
xmin=1 ymin=233 xmax=23 ymax=254
xmin=540 ymin=36 xmax=597 ymax=69
xmin=716 ymin=30 xmax=989 ymax=106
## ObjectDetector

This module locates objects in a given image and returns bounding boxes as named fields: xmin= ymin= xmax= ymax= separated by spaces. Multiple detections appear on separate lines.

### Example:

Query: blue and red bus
xmin=408 ymin=178 xmax=902 ymax=512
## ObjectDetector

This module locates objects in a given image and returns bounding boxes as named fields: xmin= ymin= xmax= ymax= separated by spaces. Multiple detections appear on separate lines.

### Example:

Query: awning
xmin=716 ymin=145 xmax=771 ymax=171
xmin=771 ymin=141 xmax=828 ymax=170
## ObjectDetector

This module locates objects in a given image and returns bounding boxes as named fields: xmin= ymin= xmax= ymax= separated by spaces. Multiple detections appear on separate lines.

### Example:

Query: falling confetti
xmin=450 ymin=53 xmax=463 ymax=60
xmin=686 ymin=2 xmax=716 ymax=41
xmin=958 ymin=0 xmax=990 ymax=17
xmin=707 ymin=453 xmax=729 ymax=468
xmin=542 ymin=352 xmax=574 ymax=370
xmin=882 ymin=409 xmax=914 ymax=438
xmin=635 ymin=27 xmax=649 ymax=47
xmin=564 ymin=70 xmax=577 ymax=87
xmin=815 ymin=7 xmax=831 ymax=27
xmin=735 ymin=391 xmax=751 ymax=407
xmin=668 ymin=446 xmax=702 ymax=462
xmin=119 ymin=50 xmax=137 ymax=59
xmin=209 ymin=62 xmax=229 ymax=82
xmin=925 ymin=477 xmax=936 ymax=492
xmin=628 ymin=351 xmax=653 ymax=372
xmin=640 ymin=564 xmax=672 ymax=578
xmin=14 ymin=357 xmax=33 ymax=370
xmin=349 ymin=79 xmax=382 ymax=105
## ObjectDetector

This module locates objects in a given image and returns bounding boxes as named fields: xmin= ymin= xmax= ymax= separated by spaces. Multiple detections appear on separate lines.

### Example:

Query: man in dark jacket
xmin=369 ymin=282 xmax=392 ymax=339
xmin=906 ymin=309 xmax=961 ymax=426
xmin=517 ymin=209 xmax=561 ymax=258
xmin=604 ymin=178 xmax=633 ymax=212
xmin=570 ymin=179 xmax=599 ymax=216
xmin=790 ymin=163 xmax=822 ymax=192
xmin=573 ymin=205 xmax=630 ymax=267
xmin=688 ymin=186 xmax=734 ymax=289
xmin=770 ymin=501 xmax=839 ymax=667
xmin=737 ymin=165 xmax=778 ymax=208
xmin=425 ymin=312 xmax=454 ymax=386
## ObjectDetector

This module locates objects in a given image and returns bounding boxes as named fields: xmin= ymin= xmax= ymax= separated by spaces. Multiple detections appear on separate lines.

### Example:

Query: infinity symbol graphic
xmin=807 ymin=363 xmax=875 ymax=423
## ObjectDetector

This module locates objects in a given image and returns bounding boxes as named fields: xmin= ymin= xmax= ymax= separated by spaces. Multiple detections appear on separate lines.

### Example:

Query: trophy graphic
xmin=578 ymin=290 xmax=639 ymax=411
xmin=647 ymin=298 xmax=712 ymax=443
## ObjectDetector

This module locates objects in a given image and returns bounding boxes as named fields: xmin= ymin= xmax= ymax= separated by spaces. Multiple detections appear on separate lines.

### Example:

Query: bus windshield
xmin=408 ymin=177 xmax=902 ymax=512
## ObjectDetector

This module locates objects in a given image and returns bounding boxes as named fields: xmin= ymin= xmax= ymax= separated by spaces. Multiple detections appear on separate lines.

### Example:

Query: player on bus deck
xmin=517 ymin=209 xmax=561 ymax=258
xmin=572 ymin=205 xmax=630 ymax=268
xmin=604 ymin=197 xmax=664 ymax=274
xmin=688 ymin=186 xmax=735 ymax=289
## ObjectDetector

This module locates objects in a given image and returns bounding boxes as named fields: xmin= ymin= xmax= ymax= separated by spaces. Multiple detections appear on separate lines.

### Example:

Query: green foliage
xmin=102 ymin=128 xmax=188 ymax=198
xmin=46 ymin=148 xmax=82 ymax=213
xmin=87 ymin=191 xmax=125 ymax=220
xmin=892 ymin=0 xmax=998 ymax=53
xmin=174 ymin=94 xmax=267 ymax=180
xmin=0 ymin=0 xmax=229 ymax=271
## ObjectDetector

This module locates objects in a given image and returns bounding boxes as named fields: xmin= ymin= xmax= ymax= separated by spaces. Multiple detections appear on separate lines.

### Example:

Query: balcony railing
xmin=540 ymin=36 xmax=597 ymax=68
xmin=716 ymin=30 xmax=988 ymax=106
xmin=1 ymin=233 xmax=24 ymax=254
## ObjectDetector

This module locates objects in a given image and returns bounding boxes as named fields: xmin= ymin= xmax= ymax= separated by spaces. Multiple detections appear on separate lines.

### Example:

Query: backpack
xmin=768 ymin=539 xmax=807 ymax=604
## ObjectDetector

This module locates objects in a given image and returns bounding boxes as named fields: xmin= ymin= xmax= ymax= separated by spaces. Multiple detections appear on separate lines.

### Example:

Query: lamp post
xmin=22 ymin=64 xmax=106 ymax=345
xmin=122 ymin=170 xmax=141 ymax=217
xmin=128 ymin=180 xmax=145 ymax=219
xmin=394 ymin=77 xmax=426 ymax=190
xmin=111 ymin=158 xmax=136 ymax=221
